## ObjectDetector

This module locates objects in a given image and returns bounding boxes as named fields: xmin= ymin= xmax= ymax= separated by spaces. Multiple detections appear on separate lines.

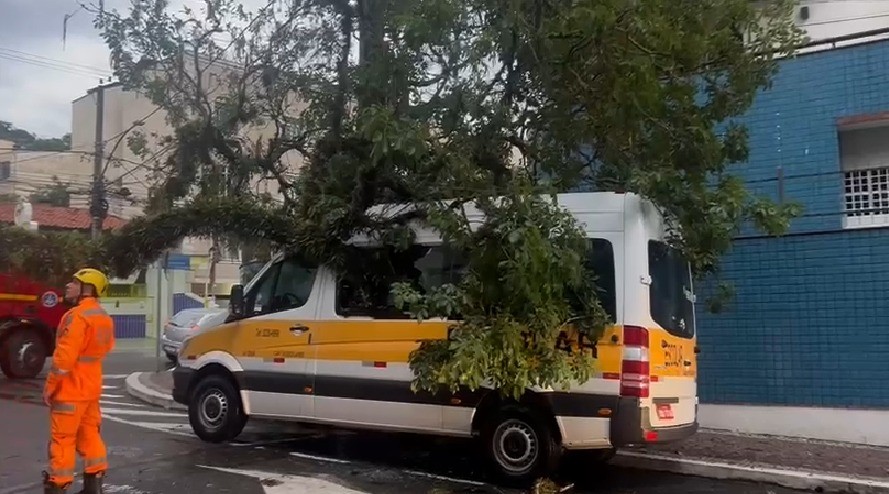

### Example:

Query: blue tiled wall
xmin=698 ymin=39 xmax=889 ymax=408
xmin=112 ymin=314 xmax=146 ymax=339
xmin=173 ymin=292 xmax=205 ymax=314
xmin=697 ymin=228 xmax=889 ymax=407
xmin=728 ymin=40 xmax=889 ymax=235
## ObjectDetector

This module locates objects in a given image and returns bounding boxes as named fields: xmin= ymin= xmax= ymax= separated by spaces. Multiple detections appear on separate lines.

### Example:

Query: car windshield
xmin=648 ymin=240 xmax=695 ymax=338
xmin=170 ymin=311 xmax=205 ymax=327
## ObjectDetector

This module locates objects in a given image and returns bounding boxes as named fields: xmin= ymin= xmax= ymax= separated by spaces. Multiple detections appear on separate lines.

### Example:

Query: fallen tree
xmin=4 ymin=0 xmax=803 ymax=410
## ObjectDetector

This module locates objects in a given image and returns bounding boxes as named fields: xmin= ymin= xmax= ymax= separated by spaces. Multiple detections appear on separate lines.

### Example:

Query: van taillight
xmin=620 ymin=325 xmax=650 ymax=398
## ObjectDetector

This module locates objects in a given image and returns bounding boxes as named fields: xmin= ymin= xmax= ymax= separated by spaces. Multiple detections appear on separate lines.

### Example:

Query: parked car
xmin=161 ymin=308 xmax=227 ymax=362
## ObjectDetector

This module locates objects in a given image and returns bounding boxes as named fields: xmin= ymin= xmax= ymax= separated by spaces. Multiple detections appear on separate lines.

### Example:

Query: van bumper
xmin=171 ymin=366 xmax=197 ymax=406
xmin=611 ymin=397 xmax=698 ymax=446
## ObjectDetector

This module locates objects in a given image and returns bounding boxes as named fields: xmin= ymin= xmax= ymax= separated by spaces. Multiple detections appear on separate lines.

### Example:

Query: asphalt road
xmin=0 ymin=346 xmax=806 ymax=494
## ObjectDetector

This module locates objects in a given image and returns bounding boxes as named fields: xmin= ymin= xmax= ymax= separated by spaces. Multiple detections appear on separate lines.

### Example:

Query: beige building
xmin=2 ymin=60 xmax=308 ymax=292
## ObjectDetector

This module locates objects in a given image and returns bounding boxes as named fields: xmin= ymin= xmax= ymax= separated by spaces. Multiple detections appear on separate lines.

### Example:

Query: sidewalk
xmin=112 ymin=337 xmax=158 ymax=354
xmin=126 ymin=370 xmax=889 ymax=493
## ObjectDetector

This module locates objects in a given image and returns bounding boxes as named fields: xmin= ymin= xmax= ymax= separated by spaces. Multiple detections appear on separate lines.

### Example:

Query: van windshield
xmin=648 ymin=241 xmax=695 ymax=338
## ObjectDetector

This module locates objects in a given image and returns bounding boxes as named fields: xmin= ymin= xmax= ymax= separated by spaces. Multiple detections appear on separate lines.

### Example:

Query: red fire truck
xmin=0 ymin=273 xmax=67 ymax=379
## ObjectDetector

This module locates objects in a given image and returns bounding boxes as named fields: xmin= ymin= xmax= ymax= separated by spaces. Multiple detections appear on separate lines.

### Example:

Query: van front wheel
xmin=481 ymin=407 xmax=561 ymax=486
xmin=188 ymin=374 xmax=247 ymax=443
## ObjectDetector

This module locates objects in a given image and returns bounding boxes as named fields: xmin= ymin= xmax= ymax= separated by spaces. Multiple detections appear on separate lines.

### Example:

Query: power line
xmin=802 ymin=11 xmax=889 ymax=28
xmin=0 ymin=47 xmax=110 ymax=75
xmin=0 ymin=52 xmax=109 ymax=79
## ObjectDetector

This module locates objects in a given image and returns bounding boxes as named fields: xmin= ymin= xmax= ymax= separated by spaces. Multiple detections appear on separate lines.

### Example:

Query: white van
xmin=172 ymin=192 xmax=699 ymax=484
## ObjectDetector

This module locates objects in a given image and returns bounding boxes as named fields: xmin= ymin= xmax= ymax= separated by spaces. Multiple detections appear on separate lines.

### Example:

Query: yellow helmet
xmin=73 ymin=268 xmax=109 ymax=297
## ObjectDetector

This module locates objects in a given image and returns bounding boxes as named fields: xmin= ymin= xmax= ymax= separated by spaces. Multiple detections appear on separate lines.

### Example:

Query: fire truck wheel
xmin=0 ymin=327 xmax=48 ymax=379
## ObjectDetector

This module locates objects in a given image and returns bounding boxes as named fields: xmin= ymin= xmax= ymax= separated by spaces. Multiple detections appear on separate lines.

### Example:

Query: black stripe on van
xmin=234 ymin=370 xmax=617 ymax=418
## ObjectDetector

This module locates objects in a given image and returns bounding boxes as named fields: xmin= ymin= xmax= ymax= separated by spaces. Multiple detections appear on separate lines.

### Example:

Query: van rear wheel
xmin=481 ymin=406 xmax=562 ymax=486
xmin=188 ymin=374 xmax=247 ymax=442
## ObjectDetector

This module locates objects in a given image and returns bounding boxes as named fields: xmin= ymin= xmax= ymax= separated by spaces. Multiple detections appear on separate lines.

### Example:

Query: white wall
xmin=700 ymin=403 xmax=889 ymax=446
xmin=839 ymin=125 xmax=889 ymax=171
xmin=796 ymin=0 xmax=889 ymax=42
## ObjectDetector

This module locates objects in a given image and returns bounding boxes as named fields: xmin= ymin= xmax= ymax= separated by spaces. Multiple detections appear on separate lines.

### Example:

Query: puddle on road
xmin=242 ymin=428 xmax=591 ymax=492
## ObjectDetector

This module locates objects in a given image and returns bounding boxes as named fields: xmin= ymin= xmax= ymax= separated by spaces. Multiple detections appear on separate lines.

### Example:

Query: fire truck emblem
xmin=41 ymin=291 xmax=58 ymax=308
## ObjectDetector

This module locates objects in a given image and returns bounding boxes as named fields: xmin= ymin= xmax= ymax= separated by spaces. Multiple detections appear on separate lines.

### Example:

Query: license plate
xmin=656 ymin=404 xmax=674 ymax=420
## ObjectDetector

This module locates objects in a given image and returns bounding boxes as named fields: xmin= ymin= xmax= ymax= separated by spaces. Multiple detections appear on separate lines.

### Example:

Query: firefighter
xmin=43 ymin=268 xmax=115 ymax=494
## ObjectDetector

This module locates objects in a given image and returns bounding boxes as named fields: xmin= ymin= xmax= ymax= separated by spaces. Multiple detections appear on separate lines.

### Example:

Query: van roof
xmin=364 ymin=191 xmax=640 ymax=218
xmin=353 ymin=191 xmax=653 ymax=245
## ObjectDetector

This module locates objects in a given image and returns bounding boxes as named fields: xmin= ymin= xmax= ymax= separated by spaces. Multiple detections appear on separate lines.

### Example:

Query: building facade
xmin=696 ymin=34 xmax=889 ymax=445
xmin=1 ymin=56 xmax=310 ymax=300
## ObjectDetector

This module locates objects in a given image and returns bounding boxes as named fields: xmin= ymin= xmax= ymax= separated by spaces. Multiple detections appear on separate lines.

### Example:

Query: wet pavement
xmin=0 ymin=349 xmax=807 ymax=493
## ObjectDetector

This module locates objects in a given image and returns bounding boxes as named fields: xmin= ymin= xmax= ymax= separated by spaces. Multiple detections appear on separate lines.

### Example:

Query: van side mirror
xmin=229 ymin=284 xmax=245 ymax=319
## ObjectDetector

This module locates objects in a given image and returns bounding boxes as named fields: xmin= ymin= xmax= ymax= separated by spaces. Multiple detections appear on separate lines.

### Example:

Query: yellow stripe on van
xmin=180 ymin=318 xmax=695 ymax=381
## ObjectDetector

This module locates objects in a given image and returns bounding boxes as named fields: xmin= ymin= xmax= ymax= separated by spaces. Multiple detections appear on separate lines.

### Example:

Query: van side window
xmin=244 ymin=258 xmax=317 ymax=316
xmin=336 ymin=244 xmax=466 ymax=319
xmin=568 ymin=238 xmax=617 ymax=323
xmin=246 ymin=263 xmax=279 ymax=316
xmin=272 ymin=259 xmax=318 ymax=311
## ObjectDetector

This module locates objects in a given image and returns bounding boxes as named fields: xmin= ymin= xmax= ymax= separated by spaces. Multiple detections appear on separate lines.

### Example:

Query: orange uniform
xmin=43 ymin=296 xmax=115 ymax=487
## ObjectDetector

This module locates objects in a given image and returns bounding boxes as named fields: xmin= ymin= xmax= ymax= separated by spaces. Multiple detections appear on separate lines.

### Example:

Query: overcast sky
xmin=0 ymin=0 xmax=124 ymax=137
xmin=0 ymin=0 xmax=256 ymax=138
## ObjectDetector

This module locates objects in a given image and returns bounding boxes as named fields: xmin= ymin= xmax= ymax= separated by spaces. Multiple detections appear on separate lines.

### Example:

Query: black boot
xmin=77 ymin=472 xmax=104 ymax=494
xmin=43 ymin=482 xmax=67 ymax=494
xmin=42 ymin=471 xmax=68 ymax=494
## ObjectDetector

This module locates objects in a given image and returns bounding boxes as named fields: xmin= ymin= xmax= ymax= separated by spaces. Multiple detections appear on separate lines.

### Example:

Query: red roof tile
xmin=0 ymin=203 xmax=127 ymax=231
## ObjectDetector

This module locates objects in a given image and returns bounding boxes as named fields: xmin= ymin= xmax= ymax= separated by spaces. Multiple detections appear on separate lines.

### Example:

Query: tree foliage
xmin=30 ymin=176 xmax=72 ymax=207
xmin=0 ymin=226 xmax=102 ymax=288
xmin=0 ymin=196 xmax=290 ymax=287
xmin=3 ymin=0 xmax=803 ymax=397
xmin=0 ymin=121 xmax=71 ymax=152
xmin=394 ymin=184 xmax=612 ymax=399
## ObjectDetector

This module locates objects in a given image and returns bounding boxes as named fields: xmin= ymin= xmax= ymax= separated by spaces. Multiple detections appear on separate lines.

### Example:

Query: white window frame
xmin=839 ymin=122 xmax=889 ymax=229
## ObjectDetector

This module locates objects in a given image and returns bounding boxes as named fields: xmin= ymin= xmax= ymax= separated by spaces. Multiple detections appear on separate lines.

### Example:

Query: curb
xmin=613 ymin=451 xmax=889 ymax=494
xmin=125 ymin=371 xmax=187 ymax=411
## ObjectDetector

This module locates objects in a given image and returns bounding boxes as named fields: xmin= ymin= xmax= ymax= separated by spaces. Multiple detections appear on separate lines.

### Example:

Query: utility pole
xmin=89 ymin=0 xmax=108 ymax=239
xmin=90 ymin=81 xmax=105 ymax=239
xmin=207 ymin=244 xmax=219 ymax=308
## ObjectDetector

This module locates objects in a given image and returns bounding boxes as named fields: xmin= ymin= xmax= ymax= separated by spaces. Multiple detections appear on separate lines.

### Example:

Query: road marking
xmin=101 ymin=415 xmax=193 ymax=437
xmin=231 ymin=436 xmax=321 ymax=447
xmin=100 ymin=400 xmax=145 ymax=408
xmin=102 ymin=408 xmax=183 ymax=417
xmin=101 ymin=393 xmax=125 ymax=398
xmin=289 ymin=451 xmax=351 ymax=464
xmin=102 ymin=384 xmax=118 ymax=390
xmin=402 ymin=469 xmax=485 ymax=486
xmin=200 ymin=466 xmax=369 ymax=493
xmin=102 ymin=485 xmax=149 ymax=493
xmin=0 ymin=478 xmax=147 ymax=494
xmin=104 ymin=374 xmax=131 ymax=379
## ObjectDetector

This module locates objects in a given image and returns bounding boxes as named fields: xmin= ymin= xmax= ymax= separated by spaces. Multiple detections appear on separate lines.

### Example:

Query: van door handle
xmin=290 ymin=325 xmax=309 ymax=335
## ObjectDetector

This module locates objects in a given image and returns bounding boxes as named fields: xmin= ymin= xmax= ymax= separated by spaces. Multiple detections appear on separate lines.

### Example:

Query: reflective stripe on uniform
xmin=84 ymin=456 xmax=107 ymax=468
xmin=51 ymin=402 xmax=76 ymax=413
xmin=78 ymin=356 xmax=100 ymax=363
xmin=48 ymin=467 xmax=75 ymax=478
xmin=50 ymin=366 xmax=70 ymax=376
xmin=81 ymin=308 xmax=109 ymax=317
xmin=59 ymin=313 xmax=74 ymax=329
